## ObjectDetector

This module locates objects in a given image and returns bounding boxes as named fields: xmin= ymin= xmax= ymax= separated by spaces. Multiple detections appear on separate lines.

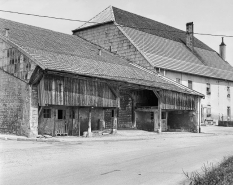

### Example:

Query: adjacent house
xmin=0 ymin=18 xmax=203 ymax=137
xmin=73 ymin=6 xmax=233 ymax=124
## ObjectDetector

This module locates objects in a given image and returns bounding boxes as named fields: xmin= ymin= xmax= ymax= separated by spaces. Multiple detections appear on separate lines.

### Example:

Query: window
xmin=155 ymin=67 xmax=160 ymax=73
xmin=43 ymin=109 xmax=51 ymax=118
xmin=227 ymin=107 xmax=231 ymax=120
xmin=176 ymin=78 xmax=181 ymax=83
xmin=227 ymin=87 xmax=230 ymax=98
xmin=188 ymin=80 xmax=193 ymax=89
xmin=162 ymin=112 xmax=166 ymax=119
xmin=206 ymin=83 xmax=211 ymax=95
xmin=150 ymin=112 xmax=154 ymax=120
xmin=58 ymin=109 xmax=66 ymax=120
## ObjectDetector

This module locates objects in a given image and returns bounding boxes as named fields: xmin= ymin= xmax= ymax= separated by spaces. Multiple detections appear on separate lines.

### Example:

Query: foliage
xmin=184 ymin=156 xmax=233 ymax=185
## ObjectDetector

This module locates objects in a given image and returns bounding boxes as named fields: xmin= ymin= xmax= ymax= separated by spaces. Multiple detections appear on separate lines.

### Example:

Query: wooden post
xmin=112 ymin=108 xmax=117 ymax=134
xmin=132 ymin=100 xmax=136 ymax=128
xmin=153 ymin=90 xmax=162 ymax=133
xmin=153 ymin=110 xmax=159 ymax=131
xmin=53 ymin=108 xmax=56 ymax=136
xmin=78 ymin=108 xmax=80 ymax=137
xmin=198 ymin=97 xmax=201 ymax=133
xmin=87 ymin=107 xmax=92 ymax=137
xmin=158 ymin=99 xmax=162 ymax=133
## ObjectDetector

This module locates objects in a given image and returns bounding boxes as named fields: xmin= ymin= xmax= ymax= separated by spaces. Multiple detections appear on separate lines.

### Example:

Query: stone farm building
xmin=73 ymin=6 xmax=233 ymax=125
xmin=0 ymin=18 xmax=203 ymax=137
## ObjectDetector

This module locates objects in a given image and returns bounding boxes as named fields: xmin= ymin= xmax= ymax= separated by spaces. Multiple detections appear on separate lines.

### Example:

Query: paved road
xmin=1 ymin=127 xmax=233 ymax=185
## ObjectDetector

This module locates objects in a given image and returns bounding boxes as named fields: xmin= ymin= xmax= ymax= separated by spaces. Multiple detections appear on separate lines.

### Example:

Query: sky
xmin=0 ymin=0 xmax=233 ymax=65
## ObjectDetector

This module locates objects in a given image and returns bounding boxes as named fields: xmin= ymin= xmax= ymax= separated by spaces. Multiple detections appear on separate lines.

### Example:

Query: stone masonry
xmin=75 ymin=23 xmax=152 ymax=69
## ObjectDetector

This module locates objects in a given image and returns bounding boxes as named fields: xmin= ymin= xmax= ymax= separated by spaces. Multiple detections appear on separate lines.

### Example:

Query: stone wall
xmin=0 ymin=69 xmax=30 ymax=136
xmin=74 ymin=24 xmax=151 ymax=68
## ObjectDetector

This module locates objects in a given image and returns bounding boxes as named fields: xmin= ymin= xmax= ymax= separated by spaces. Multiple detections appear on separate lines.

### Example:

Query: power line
xmin=0 ymin=9 xmax=233 ymax=38
xmin=0 ymin=9 xmax=98 ymax=23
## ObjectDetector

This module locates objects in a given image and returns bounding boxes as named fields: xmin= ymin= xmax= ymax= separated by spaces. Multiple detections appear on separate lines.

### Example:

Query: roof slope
xmin=74 ymin=6 xmax=212 ymax=51
xmin=74 ymin=6 xmax=233 ymax=81
xmin=0 ymin=18 xmax=202 ymax=96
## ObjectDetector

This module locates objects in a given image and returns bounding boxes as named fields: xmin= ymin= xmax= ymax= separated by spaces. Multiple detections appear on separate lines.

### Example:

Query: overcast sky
xmin=1 ymin=0 xmax=233 ymax=65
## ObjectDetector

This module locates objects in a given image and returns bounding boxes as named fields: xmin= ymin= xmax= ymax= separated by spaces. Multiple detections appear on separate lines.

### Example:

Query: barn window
xmin=150 ymin=112 xmax=154 ymax=120
xmin=43 ymin=109 xmax=51 ymax=118
xmin=58 ymin=109 xmax=66 ymax=119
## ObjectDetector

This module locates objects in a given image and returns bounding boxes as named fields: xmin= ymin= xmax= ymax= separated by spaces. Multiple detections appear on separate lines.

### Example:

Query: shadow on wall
xmin=167 ymin=110 xmax=198 ymax=132
xmin=136 ymin=111 xmax=154 ymax=131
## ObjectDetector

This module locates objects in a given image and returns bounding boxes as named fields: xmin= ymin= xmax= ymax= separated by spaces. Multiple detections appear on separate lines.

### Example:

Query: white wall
xmin=165 ymin=70 xmax=233 ymax=122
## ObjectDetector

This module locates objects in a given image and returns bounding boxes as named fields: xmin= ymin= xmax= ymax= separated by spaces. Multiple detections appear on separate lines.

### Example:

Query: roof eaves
xmin=130 ymin=63 xmax=204 ymax=97
xmin=72 ymin=20 xmax=114 ymax=33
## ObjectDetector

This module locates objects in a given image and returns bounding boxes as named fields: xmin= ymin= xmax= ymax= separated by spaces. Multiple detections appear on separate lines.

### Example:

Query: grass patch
xmin=184 ymin=156 xmax=233 ymax=185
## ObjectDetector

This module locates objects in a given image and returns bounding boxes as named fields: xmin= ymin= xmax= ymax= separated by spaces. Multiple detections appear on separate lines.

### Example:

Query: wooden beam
xmin=87 ymin=107 xmax=92 ymax=137
xmin=106 ymin=83 xmax=119 ymax=98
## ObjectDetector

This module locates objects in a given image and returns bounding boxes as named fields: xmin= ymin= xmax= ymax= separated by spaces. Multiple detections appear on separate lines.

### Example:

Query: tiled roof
xmin=78 ymin=6 xmax=115 ymax=29
xmin=74 ymin=6 xmax=233 ymax=81
xmin=118 ymin=26 xmax=233 ymax=81
xmin=0 ymin=18 xmax=203 ymax=96
xmin=74 ymin=6 xmax=213 ymax=51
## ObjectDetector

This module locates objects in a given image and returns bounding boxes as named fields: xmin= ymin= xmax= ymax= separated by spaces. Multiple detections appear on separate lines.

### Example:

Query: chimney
xmin=5 ymin=28 xmax=9 ymax=37
xmin=219 ymin=37 xmax=226 ymax=60
xmin=186 ymin=22 xmax=194 ymax=51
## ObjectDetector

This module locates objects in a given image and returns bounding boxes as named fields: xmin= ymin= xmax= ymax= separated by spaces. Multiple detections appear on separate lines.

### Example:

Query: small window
xmin=150 ymin=112 xmax=154 ymax=120
xmin=162 ymin=112 xmax=166 ymax=119
xmin=58 ymin=109 xmax=66 ymax=119
xmin=176 ymin=78 xmax=181 ymax=83
xmin=155 ymin=67 xmax=160 ymax=73
xmin=227 ymin=87 xmax=230 ymax=98
xmin=43 ymin=109 xmax=51 ymax=118
xmin=206 ymin=83 xmax=211 ymax=95
xmin=227 ymin=107 xmax=231 ymax=120
xmin=188 ymin=80 xmax=193 ymax=89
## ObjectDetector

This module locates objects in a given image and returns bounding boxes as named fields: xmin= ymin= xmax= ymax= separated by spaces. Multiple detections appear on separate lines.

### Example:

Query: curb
xmin=0 ymin=136 xmax=60 ymax=142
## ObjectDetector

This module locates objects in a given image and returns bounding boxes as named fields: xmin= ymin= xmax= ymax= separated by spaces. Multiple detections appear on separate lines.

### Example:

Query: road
xmin=1 ymin=126 xmax=233 ymax=185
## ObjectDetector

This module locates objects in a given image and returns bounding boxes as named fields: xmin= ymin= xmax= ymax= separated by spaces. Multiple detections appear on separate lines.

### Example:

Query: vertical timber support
xmin=132 ymin=99 xmax=136 ymax=128
xmin=53 ymin=108 xmax=56 ymax=137
xmin=87 ymin=107 xmax=92 ymax=137
xmin=112 ymin=108 xmax=118 ymax=134
xmin=153 ymin=90 xmax=162 ymax=133
xmin=107 ymin=83 xmax=120 ymax=135
xmin=198 ymin=97 xmax=201 ymax=133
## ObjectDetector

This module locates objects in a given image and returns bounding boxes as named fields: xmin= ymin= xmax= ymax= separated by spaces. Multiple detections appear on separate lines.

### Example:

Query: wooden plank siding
xmin=38 ymin=74 xmax=118 ymax=107
xmin=159 ymin=90 xmax=197 ymax=110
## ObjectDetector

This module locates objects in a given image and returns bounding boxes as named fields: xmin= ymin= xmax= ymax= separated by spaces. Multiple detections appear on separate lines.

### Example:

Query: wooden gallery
xmin=0 ymin=18 xmax=204 ymax=137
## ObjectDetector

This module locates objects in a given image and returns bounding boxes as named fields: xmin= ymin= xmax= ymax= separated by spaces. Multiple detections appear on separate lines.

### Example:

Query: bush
xmin=184 ymin=156 xmax=233 ymax=185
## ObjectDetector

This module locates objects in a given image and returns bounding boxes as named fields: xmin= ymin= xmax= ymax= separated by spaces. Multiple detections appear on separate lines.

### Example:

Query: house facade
xmin=0 ymin=18 xmax=203 ymax=137
xmin=73 ymin=6 xmax=233 ymax=124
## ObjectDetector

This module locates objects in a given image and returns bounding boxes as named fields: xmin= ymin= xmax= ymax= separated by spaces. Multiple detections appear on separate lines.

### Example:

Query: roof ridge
xmin=112 ymin=6 xmax=185 ymax=33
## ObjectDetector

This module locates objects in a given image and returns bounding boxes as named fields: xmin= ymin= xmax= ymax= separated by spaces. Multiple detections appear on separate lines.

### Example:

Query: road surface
xmin=1 ymin=126 xmax=233 ymax=185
